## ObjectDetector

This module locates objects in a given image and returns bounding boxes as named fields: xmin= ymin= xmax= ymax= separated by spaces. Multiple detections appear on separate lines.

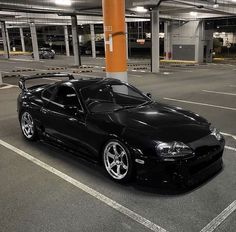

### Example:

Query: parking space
xmin=0 ymin=57 xmax=235 ymax=232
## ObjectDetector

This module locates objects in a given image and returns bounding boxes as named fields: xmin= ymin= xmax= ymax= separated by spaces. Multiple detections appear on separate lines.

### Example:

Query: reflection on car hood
xmin=109 ymin=102 xmax=210 ymax=143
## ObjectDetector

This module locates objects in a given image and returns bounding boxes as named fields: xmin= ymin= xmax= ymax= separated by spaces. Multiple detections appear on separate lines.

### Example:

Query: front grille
xmin=189 ymin=151 xmax=223 ymax=174
xmin=195 ymin=145 xmax=221 ymax=157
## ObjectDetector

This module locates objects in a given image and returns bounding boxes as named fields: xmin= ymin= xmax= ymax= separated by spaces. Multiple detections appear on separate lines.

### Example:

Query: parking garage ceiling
xmin=0 ymin=0 xmax=236 ymax=26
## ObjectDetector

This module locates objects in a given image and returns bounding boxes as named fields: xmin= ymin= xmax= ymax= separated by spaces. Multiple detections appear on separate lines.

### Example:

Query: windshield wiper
xmin=114 ymin=105 xmax=136 ymax=112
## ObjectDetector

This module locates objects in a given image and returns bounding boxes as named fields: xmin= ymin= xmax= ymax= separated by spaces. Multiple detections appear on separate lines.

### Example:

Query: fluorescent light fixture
xmin=213 ymin=4 xmax=219 ymax=8
xmin=55 ymin=0 xmax=71 ymax=6
xmin=190 ymin=11 xmax=198 ymax=17
xmin=135 ymin=6 xmax=148 ymax=13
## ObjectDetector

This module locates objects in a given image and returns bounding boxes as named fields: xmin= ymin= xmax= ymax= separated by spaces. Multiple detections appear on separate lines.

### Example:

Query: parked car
xmin=32 ymin=47 xmax=55 ymax=59
xmin=17 ymin=74 xmax=225 ymax=185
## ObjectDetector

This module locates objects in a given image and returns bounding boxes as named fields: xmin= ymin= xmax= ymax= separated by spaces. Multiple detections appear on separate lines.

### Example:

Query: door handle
xmin=68 ymin=117 xmax=77 ymax=122
xmin=41 ymin=108 xmax=48 ymax=114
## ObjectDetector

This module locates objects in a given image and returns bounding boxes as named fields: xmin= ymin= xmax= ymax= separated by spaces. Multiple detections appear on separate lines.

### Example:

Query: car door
xmin=41 ymin=83 xmax=95 ymax=157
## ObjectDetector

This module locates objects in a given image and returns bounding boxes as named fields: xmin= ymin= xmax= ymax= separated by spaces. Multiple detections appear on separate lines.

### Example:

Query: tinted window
xmin=42 ymin=86 xmax=56 ymax=100
xmin=81 ymin=83 xmax=150 ymax=113
xmin=54 ymin=86 xmax=81 ymax=107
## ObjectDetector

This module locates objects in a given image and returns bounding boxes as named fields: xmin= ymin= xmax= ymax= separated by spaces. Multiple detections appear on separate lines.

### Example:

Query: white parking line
xmin=200 ymin=200 xmax=236 ymax=232
xmin=0 ymin=84 xmax=18 ymax=89
xmin=221 ymin=132 xmax=236 ymax=141
xmin=202 ymin=90 xmax=236 ymax=96
xmin=0 ymin=139 xmax=167 ymax=232
xmin=225 ymin=146 xmax=236 ymax=152
xmin=164 ymin=98 xmax=236 ymax=111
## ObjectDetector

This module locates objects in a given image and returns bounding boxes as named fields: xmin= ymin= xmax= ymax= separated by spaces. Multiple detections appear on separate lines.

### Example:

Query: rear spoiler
xmin=18 ymin=73 xmax=74 ymax=90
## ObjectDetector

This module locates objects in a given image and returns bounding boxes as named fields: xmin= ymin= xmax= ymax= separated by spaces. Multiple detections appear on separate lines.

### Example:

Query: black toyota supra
xmin=17 ymin=74 xmax=225 ymax=185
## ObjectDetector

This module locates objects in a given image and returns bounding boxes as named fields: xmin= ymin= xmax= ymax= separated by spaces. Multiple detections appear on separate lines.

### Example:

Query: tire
xmin=103 ymin=140 xmax=134 ymax=183
xmin=20 ymin=111 xmax=38 ymax=141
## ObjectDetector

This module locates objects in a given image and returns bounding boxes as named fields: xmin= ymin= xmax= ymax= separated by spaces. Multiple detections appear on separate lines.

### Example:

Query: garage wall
xmin=172 ymin=45 xmax=195 ymax=60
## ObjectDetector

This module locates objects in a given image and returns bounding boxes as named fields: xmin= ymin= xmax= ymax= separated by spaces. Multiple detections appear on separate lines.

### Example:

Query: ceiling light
xmin=135 ymin=6 xmax=148 ymax=13
xmin=190 ymin=12 xmax=198 ymax=17
xmin=213 ymin=4 xmax=219 ymax=8
xmin=55 ymin=0 xmax=71 ymax=6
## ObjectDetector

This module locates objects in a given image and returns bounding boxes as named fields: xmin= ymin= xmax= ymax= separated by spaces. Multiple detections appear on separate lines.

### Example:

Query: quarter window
xmin=54 ymin=86 xmax=81 ymax=109
xmin=42 ymin=86 xmax=57 ymax=100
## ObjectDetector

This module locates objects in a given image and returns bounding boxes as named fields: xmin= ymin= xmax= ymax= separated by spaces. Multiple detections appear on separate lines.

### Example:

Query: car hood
xmin=109 ymin=102 xmax=210 ymax=143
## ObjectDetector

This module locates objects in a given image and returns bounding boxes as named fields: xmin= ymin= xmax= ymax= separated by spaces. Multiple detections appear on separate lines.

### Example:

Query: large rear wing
xmin=18 ymin=73 xmax=75 ymax=90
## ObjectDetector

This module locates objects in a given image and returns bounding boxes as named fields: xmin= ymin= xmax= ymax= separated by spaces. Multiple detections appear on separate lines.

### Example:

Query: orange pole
xmin=102 ymin=0 xmax=128 ymax=82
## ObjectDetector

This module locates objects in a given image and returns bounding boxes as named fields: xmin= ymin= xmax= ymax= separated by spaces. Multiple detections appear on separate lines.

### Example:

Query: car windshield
xmin=80 ymin=82 xmax=151 ymax=113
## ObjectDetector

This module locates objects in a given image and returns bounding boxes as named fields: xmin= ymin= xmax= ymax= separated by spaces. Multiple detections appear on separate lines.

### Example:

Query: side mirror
xmin=146 ymin=92 xmax=152 ymax=99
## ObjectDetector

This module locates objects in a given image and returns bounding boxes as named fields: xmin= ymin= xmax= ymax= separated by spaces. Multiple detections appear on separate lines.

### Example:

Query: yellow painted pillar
xmin=102 ymin=0 xmax=128 ymax=82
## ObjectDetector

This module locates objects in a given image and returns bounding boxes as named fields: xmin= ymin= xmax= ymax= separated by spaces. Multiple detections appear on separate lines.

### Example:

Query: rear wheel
xmin=20 ymin=111 xmax=38 ymax=141
xmin=103 ymin=140 xmax=134 ymax=183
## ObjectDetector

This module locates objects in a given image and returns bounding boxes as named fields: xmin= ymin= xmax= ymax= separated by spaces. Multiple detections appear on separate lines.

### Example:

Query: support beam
xmin=19 ymin=27 xmax=25 ymax=52
xmin=29 ymin=22 xmax=39 ymax=61
xmin=64 ymin=25 xmax=70 ymax=56
xmin=90 ymin=24 xmax=96 ymax=58
xmin=71 ymin=15 xmax=81 ymax=66
xmin=6 ymin=28 xmax=10 ymax=52
xmin=102 ymin=0 xmax=128 ymax=82
xmin=0 ymin=21 xmax=10 ymax=59
xmin=151 ymin=9 xmax=160 ymax=73
xmin=164 ymin=21 xmax=171 ymax=60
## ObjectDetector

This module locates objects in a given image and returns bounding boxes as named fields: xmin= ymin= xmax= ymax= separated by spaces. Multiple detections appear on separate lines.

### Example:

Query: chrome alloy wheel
xmin=104 ymin=141 xmax=129 ymax=180
xmin=21 ymin=112 xmax=35 ymax=139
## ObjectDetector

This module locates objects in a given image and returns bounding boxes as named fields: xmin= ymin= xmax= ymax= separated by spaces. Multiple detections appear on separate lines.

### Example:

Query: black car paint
xmin=17 ymin=78 xmax=225 ymax=185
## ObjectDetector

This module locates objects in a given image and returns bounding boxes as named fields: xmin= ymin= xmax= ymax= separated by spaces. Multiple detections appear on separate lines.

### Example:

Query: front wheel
xmin=103 ymin=140 xmax=134 ymax=183
xmin=20 ymin=111 xmax=38 ymax=141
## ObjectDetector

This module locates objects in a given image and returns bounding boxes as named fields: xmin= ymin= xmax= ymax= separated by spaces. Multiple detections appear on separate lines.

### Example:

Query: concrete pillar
xmin=151 ymin=9 xmax=160 ymax=73
xmin=30 ymin=22 xmax=39 ymax=61
xmin=6 ymin=28 xmax=11 ymax=52
xmin=64 ymin=25 xmax=70 ymax=56
xmin=195 ymin=20 xmax=204 ymax=63
xmin=125 ymin=22 xmax=129 ymax=60
xmin=19 ymin=27 xmax=26 ymax=52
xmin=0 ymin=21 xmax=10 ymax=59
xmin=0 ymin=72 xmax=2 ymax=85
xmin=71 ymin=15 xmax=81 ymax=66
xmin=164 ymin=21 xmax=171 ymax=60
xmin=90 ymin=24 xmax=96 ymax=58
xmin=102 ymin=0 xmax=128 ymax=82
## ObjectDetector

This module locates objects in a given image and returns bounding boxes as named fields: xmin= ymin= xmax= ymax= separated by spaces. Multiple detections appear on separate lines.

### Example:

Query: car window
xmin=53 ymin=85 xmax=82 ymax=109
xmin=42 ymin=86 xmax=57 ymax=100
xmin=81 ymin=83 xmax=150 ymax=113
xmin=111 ymin=85 xmax=145 ymax=99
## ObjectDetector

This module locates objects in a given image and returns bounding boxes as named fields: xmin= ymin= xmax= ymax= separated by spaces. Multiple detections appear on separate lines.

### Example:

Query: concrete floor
xmin=0 ymin=56 xmax=236 ymax=232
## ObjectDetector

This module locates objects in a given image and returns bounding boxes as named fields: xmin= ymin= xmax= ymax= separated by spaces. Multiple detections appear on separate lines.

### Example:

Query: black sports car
xmin=17 ymin=74 xmax=225 ymax=185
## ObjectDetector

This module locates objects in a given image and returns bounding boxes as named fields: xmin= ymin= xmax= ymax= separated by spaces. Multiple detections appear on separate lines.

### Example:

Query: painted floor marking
xmin=229 ymin=85 xmax=236 ymax=88
xmin=10 ymin=58 xmax=44 ymax=63
xmin=0 ymin=139 xmax=167 ymax=232
xmin=221 ymin=132 xmax=236 ymax=141
xmin=202 ymin=90 xmax=236 ymax=96
xmin=0 ymin=84 xmax=18 ymax=89
xmin=225 ymin=146 xmax=236 ymax=152
xmin=200 ymin=200 xmax=236 ymax=232
xmin=164 ymin=97 xmax=236 ymax=111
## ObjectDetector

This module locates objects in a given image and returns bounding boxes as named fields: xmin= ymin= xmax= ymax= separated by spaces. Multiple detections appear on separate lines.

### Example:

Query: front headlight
xmin=210 ymin=125 xmax=222 ymax=141
xmin=156 ymin=141 xmax=194 ymax=158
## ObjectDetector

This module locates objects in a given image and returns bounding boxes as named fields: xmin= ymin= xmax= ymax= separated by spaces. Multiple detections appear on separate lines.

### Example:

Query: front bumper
xmin=136 ymin=136 xmax=225 ymax=186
